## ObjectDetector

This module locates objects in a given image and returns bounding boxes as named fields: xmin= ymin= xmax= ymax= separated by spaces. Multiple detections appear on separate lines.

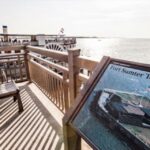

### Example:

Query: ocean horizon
xmin=76 ymin=38 xmax=150 ymax=65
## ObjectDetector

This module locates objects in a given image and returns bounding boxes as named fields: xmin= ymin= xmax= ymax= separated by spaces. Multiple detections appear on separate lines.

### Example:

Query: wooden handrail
xmin=78 ymin=73 xmax=89 ymax=83
xmin=0 ymin=58 xmax=24 ymax=63
xmin=26 ymin=46 xmax=99 ymax=71
xmin=28 ymin=53 xmax=69 ymax=74
xmin=0 ymin=52 xmax=25 ymax=57
xmin=0 ymin=45 xmax=24 ymax=52
xmin=29 ymin=60 xmax=65 ymax=82
xmin=26 ymin=46 xmax=68 ymax=62
xmin=76 ymin=56 xmax=99 ymax=71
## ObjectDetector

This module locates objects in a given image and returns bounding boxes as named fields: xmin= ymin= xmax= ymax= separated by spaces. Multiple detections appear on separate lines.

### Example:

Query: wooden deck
xmin=1 ymin=82 xmax=64 ymax=150
xmin=0 ymin=82 xmax=91 ymax=150
xmin=0 ymin=45 xmax=95 ymax=150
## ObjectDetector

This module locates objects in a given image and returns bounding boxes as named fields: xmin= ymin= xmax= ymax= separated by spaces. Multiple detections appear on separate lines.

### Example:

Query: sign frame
xmin=63 ymin=56 xmax=150 ymax=150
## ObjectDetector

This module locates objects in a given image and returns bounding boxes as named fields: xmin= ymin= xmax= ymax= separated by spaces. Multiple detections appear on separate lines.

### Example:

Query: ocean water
xmin=76 ymin=38 xmax=150 ymax=64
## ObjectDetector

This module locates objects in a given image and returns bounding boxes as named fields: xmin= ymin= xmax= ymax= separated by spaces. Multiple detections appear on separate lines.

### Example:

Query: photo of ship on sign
xmin=91 ymin=89 xmax=150 ymax=128
xmin=90 ymin=89 xmax=150 ymax=149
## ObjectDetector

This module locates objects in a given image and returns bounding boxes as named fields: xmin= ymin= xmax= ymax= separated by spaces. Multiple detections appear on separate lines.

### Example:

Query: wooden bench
xmin=0 ymin=70 xmax=23 ymax=112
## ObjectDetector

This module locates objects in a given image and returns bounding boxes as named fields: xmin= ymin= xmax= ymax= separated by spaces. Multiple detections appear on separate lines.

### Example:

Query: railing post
xmin=68 ymin=48 xmax=80 ymax=106
xmin=63 ymin=72 xmax=69 ymax=111
xmin=24 ymin=45 xmax=30 ymax=81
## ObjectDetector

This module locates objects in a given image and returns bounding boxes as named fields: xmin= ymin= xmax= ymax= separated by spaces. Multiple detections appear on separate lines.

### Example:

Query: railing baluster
xmin=14 ymin=61 xmax=17 ymax=81
xmin=18 ymin=55 xmax=23 ymax=81
xmin=57 ymin=79 xmax=61 ymax=108
xmin=8 ymin=61 xmax=12 ymax=80
xmin=50 ymin=75 xmax=53 ymax=100
xmin=63 ymin=72 xmax=69 ymax=111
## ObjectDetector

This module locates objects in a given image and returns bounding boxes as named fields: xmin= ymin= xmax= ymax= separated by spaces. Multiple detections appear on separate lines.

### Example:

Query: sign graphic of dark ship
xmin=91 ymin=89 xmax=150 ymax=149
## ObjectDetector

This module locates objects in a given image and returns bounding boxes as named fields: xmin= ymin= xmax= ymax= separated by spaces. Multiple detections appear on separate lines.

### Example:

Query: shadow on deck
xmin=0 ymin=82 xmax=64 ymax=150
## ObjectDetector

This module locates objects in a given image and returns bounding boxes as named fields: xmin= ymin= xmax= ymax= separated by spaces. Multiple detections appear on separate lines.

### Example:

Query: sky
xmin=0 ymin=0 xmax=150 ymax=38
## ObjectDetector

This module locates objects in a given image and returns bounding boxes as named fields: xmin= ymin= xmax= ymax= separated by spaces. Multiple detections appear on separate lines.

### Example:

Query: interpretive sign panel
xmin=64 ymin=57 xmax=150 ymax=150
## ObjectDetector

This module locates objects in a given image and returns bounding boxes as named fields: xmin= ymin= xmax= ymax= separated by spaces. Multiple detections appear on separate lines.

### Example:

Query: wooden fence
xmin=0 ymin=45 xmax=98 ymax=112
xmin=0 ymin=46 xmax=28 ymax=83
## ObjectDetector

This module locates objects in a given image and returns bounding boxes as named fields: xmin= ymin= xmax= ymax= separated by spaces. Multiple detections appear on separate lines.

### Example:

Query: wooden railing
xmin=28 ymin=52 xmax=70 ymax=113
xmin=0 ymin=45 xmax=28 ymax=83
xmin=0 ymin=45 xmax=98 ymax=112
xmin=27 ymin=46 xmax=98 ymax=112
